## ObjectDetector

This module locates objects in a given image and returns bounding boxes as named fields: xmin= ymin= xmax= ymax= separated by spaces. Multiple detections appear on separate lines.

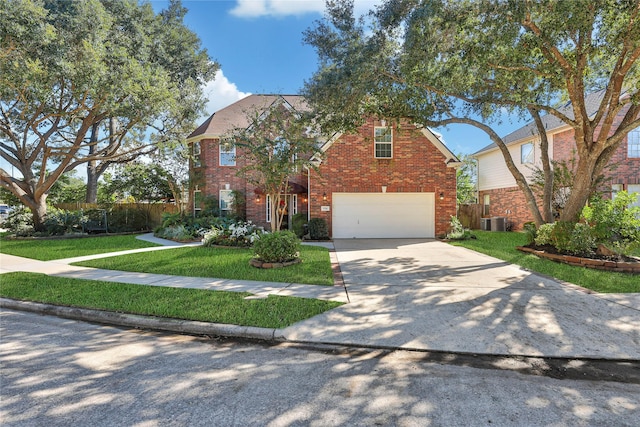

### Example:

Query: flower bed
xmin=517 ymin=246 xmax=640 ymax=274
xmin=249 ymin=258 xmax=302 ymax=269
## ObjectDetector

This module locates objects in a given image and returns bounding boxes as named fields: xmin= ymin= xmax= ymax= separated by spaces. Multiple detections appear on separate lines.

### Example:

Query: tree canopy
xmin=0 ymin=0 xmax=217 ymax=229
xmin=303 ymin=0 xmax=640 ymax=225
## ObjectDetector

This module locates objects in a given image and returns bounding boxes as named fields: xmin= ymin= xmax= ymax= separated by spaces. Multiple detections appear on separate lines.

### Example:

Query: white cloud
xmin=229 ymin=0 xmax=382 ymax=18
xmin=202 ymin=70 xmax=251 ymax=116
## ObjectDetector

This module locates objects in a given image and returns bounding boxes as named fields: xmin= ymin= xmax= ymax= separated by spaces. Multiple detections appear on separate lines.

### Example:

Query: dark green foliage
xmin=308 ymin=218 xmax=329 ymax=240
xmin=291 ymin=212 xmax=308 ymax=238
xmin=550 ymin=221 xmax=575 ymax=253
xmin=253 ymin=231 xmax=301 ymax=263
xmin=523 ymin=222 xmax=537 ymax=245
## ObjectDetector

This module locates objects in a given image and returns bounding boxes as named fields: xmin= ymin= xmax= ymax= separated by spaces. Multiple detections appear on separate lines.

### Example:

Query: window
xmin=483 ymin=194 xmax=490 ymax=216
xmin=193 ymin=142 xmax=201 ymax=167
xmin=374 ymin=127 xmax=392 ymax=158
xmin=220 ymin=189 xmax=233 ymax=212
xmin=628 ymin=127 xmax=640 ymax=158
xmin=266 ymin=195 xmax=272 ymax=223
xmin=521 ymin=142 xmax=534 ymax=164
xmin=193 ymin=187 xmax=202 ymax=212
xmin=220 ymin=140 xmax=236 ymax=166
xmin=612 ymin=184 xmax=623 ymax=199
xmin=292 ymin=194 xmax=298 ymax=215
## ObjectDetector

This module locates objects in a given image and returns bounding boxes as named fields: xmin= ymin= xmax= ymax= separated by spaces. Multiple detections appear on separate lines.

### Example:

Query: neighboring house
xmin=473 ymin=90 xmax=640 ymax=230
xmin=186 ymin=94 xmax=461 ymax=238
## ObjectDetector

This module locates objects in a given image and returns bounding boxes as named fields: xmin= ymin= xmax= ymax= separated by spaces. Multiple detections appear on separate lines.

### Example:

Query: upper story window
xmin=628 ymin=127 xmax=640 ymax=158
xmin=374 ymin=127 xmax=393 ymax=158
xmin=521 ymin=142 xmax=534 ymax=164
xmin=193 ymin=141 xmax=201 ymax=167
xmin=220 ymin=140 xmax=236 ymax=166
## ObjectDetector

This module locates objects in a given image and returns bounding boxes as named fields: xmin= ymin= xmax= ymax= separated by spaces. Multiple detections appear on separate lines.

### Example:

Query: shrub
xmin=291 ymin=213 xmax=307 ymax=238
xmin=550 ymin=221 xmax=575 ymax=253
xmin=567 ymin=222 xmax=597 ymax=255
xmin=582 ymin=191 xmax=640 ymax=256
xmin=253 ymin=231 xmax=300 ymax=263
xmin=155 ymin=225 xmax=193 ymax=242
xmin=446 ymin=216 xmax=475 ymax=240
xmin=308 ymin=218 xmax=329 ymax=240
xmin=4 ymin=206 xmax=33 ymax=236
xmin=523 ymin=222 xmax=537 ymax=245
xmin=202 ymin=220 xmax=263 ymax=247
xmin=534 ymin=223 xmax=555 ymax=246
xmin=43 ymin=208 xmax=88 ymax=235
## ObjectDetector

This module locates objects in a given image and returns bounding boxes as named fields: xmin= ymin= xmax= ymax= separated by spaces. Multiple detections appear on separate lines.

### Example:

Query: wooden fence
xmin=54 ymin=203 xmax=180 ymax=228
xmin=458 ymin=204 xmax=482 ymax=230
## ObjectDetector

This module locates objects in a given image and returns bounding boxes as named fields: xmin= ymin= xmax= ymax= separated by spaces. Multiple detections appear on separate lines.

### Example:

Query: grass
xmin=0 ymin=272 xmax=343 ymax=328
xmin=0 ymin=234 xmax=159 ymax=260
xmin=74 ymin=245 xmax=335 ymax=286
xmin=449 ymin=231 xmax=640 ymax=293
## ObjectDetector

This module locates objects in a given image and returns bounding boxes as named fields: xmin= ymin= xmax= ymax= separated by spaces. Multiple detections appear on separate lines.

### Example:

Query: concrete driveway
xmin=284 ymin=239 xmax=640 ymax=359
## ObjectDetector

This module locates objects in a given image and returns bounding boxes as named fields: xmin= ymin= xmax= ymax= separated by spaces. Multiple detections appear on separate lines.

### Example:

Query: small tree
xmin=456 ymin=154 xmax=477 ymax=206
xmin=234 ymin=99 xmax=320 ymax=232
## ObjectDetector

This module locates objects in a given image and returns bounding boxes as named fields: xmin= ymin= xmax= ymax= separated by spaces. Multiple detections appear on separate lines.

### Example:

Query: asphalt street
xmin=2 ymin=310 xmax=639 ymax=427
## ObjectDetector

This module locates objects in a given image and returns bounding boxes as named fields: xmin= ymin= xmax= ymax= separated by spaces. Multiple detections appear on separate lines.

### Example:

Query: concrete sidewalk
xmin=2 ymin=235 xmax=639 ymax=360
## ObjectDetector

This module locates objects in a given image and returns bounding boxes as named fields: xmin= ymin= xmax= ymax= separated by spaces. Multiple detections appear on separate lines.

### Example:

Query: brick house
xmin=186 ymin=94 xmax=461 ymax=238
xmin=473 ymin=90 xmax=640 ymax=230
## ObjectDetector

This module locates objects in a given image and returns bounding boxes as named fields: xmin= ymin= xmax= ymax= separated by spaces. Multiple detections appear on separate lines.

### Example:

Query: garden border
xmin=517 ymin=246 xmax=640 ymax=274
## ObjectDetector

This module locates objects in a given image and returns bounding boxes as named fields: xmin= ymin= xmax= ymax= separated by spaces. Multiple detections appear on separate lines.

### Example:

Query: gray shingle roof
xmin=473 ymin=90 xmax=606 ymax=155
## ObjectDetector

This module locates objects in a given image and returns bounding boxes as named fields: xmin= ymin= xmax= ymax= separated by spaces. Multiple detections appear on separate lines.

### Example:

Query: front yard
xmin=449 ymin=231 xmax=640 ymax=293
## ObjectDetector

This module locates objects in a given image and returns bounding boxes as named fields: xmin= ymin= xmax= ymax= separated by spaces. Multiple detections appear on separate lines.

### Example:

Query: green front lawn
xmin=74 ymin=245 xmax=334 ymax=286
xmin=449 ymin=231 xmax=640 ymax=293
xmin=0 ymin=234 xmax=159 ymax=260
xmin=0 ymin=272 xmax=342 ymax=328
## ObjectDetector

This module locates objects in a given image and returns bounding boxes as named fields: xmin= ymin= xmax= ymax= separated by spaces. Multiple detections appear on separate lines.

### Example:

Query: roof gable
xmin=186 ymin=94 xmax=310 ymax=143
xmin=473 ymin=89 xmax=607 ymax=156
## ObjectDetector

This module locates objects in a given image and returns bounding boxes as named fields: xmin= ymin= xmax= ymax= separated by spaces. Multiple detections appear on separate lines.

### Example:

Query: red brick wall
xmin=309 ymin=118 xmax=457 ymax=237
xmin=484 ymin=110 xmax=640 ymax=230
xmin=192 ymin=137 xmax=308 ymax=231
xmin=478 ymin=187 xmax=532 ymax=230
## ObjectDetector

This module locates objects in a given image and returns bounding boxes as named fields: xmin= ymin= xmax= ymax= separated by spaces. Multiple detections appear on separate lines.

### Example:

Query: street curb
xmin=1 ymin=298 xmax=284 ymax=341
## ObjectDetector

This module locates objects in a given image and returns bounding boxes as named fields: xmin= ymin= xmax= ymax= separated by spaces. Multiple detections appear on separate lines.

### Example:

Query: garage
xmin=332 ymin=192 xmax=435 ymax=238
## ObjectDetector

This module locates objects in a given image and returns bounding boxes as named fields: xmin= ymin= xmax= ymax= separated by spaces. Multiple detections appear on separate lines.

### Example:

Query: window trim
xmin=292 ymin=194 xmax=298 ymax=215
xmin=628 ymin=127 xmax=640 ymax=158
xmin=193 ymin=141 xmax=201 ymax=167
xmin=266 ymin=195 xmax=272 ymax=223
xmin=219 ymin=140 xmax=236 ymax=166
xmin=520 ymin=142 xmax=534 ymax=164
xmin=483 ymin=194 xmax=490 ymax=216
xmin=374 ymin=126 xmax=393 ymax=159
xmin=219 ymin=189 xmax=233 ymax=212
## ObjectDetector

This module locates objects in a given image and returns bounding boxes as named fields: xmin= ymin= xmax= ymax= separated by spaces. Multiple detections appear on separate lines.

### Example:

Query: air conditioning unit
xmin=491 ymin=217 xmax=506 ymax=232
xmin=481 ymin=218 xmax=491 ymax=231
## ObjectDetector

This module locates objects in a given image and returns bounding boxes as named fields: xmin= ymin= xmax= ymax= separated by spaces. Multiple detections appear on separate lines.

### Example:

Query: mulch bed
xmin=517 ymin=244 xmax=640 ymax=274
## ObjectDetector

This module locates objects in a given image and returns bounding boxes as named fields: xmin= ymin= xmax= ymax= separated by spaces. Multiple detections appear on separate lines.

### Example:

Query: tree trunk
xmin=558 ymin=155 xmax=598 ymax=222
xmin=85 ymin=122 xmax=100 ymax=203
xmin=28 ymin=195 xmax=48 ymax=232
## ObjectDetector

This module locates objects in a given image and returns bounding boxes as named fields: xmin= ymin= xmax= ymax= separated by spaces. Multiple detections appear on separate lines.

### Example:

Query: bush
xmin=534 ymin=223 xmax=555 ymax=246
xmin=4 ymin=206 xmax=33 ymax=236
xmin=202 ymin=220 xmax=263 ymax=247
xmin=155 ymin=225 xmax=193 ymax=242
xmin=291 ymin=213 xmax=307 ymax=238
xmin=567 ymin=222 xmax=597 ymax=255
xmin=446 ymin=216 xmax=475 ymax=240
xmin=582 ymin=191 xmax=640 ymax=256
xmin=253 ymin=231 xmax=300 ymax=263
xmin=523 ymin=222 xmax=537 ymax=245
xmin=43 ymin=208 xmax=87 ymax=235
xmin=550 ymin=221 xmax=575 ymax=253
xmin=308 ymin=218 xmax=329 ymax=240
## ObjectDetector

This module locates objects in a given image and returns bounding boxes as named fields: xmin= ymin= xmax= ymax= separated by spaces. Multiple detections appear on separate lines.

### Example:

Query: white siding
xmin=477 ymin=138 xmax=553 ymax=191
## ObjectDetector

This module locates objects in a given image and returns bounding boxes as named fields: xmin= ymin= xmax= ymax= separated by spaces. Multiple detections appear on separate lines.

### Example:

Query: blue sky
xmin=152 ymin=0 xmax=530 ymax=155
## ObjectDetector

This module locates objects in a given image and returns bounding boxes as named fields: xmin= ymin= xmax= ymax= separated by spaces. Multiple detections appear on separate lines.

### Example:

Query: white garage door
xmin=332 ymin=193 xmax=435 ymax=238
